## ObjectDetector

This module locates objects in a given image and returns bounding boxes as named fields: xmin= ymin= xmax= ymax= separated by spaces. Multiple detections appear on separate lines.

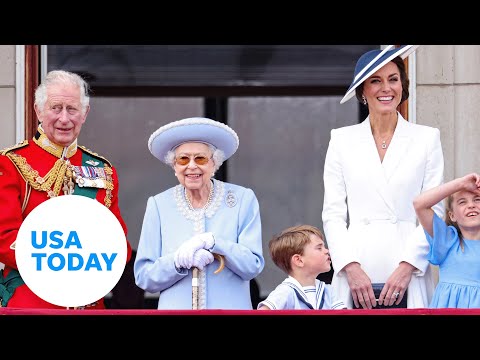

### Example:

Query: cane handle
xmin=213 ymin=253 xmax=225 ymax=274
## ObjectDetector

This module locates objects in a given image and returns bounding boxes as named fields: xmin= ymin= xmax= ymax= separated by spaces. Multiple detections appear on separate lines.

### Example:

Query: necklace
xmin=185 ymin=181 xmax=214 ymax=211
xmin=381 ymin=140 xmax=387 ymax=149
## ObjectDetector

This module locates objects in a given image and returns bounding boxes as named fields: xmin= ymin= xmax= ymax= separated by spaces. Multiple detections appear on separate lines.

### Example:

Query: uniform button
xmin=390 ymin=216 xmax=398 ymax=224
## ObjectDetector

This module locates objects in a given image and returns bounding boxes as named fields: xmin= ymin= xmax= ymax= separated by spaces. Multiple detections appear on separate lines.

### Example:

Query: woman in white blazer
xmin=322 ymin=45 xmax=445 ymax=309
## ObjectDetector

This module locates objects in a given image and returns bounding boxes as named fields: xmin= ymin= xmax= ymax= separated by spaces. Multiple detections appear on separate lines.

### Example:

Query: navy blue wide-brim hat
xmin=148 ymin=117 xmax=240 ymax=164
xmin=340 ymin=45 xmax=419 ymax=104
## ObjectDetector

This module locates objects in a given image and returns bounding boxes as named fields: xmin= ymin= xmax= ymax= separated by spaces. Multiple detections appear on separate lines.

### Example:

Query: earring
xmin=362 ymin=95 xmax=367 ymax=105
xmin=174 ymin=173 xmax=177 ymax=176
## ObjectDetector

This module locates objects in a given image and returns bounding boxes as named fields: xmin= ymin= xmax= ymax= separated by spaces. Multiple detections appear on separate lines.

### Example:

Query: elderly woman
xmin=134 ymin=117 xmax=264 ymax=309
xmin=322 ymin=45 xmax=445 ymax=309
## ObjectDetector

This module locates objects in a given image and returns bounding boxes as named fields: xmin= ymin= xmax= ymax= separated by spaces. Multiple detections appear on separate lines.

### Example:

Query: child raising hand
xmin=413 ymin=173 xmax=480 ymax=308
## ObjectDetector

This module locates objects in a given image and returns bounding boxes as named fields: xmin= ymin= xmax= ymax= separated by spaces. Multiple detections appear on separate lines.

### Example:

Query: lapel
xmin=283 ymin=277 xmax=327 ymax=309
xmin=283 ymin=277 xmax=313 ymax=309
xmin=382 ymin=114 xmax=413 ymax=182
xmin=356 ymin=114 xmax=411 ymax=213
xmin=358 ymin=117 xmax=389 ymax=208
xmin=315 ymin=279 xmax=326 ymax=309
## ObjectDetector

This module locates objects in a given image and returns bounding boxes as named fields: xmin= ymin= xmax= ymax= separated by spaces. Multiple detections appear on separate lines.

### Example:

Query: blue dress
xmin=425 ymin=213 xmax=480 ymax=308
xmin=134 ymin=179 xmax=265 ymax=309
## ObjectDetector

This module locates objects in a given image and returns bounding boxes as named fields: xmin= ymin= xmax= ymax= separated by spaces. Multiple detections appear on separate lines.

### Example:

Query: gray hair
xmin=165 ymin=143 xmax=226 ymax=175
xmin=35 ymin=70 xmax=90 ymax=115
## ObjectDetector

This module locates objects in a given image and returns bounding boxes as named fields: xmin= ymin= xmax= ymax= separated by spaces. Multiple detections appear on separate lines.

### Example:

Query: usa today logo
xmin=15 ymin=195 xmax=127 ymax=308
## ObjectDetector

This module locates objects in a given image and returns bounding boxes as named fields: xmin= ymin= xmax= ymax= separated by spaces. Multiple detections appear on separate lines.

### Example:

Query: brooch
xmin=225 ymin=190 xmax=237 ymax=208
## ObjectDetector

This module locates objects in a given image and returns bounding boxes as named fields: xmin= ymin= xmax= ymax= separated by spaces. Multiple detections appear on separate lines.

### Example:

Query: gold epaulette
xmin=78 ymin=145 xmax=112 ymax=167
xmin=0 ymin=140 xmax=29 ymax=155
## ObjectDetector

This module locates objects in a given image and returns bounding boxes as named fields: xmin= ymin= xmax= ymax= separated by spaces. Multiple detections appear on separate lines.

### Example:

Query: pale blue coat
xmin=134 ymin=179 xmax=264 ymax=309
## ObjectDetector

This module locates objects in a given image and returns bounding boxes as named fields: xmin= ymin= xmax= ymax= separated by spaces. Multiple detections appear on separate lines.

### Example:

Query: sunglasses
xmin=175 ymin=155 xmax=211 ymax=166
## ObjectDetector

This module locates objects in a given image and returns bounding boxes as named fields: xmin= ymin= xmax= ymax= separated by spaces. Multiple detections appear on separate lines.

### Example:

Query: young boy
xmin=257 ymin=224 xmax=346 ymax=310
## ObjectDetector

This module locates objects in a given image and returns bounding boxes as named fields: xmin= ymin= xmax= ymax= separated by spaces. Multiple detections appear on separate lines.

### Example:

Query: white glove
xmin=174 ymin=234 xmax=209 ymax=269
xmin=196 ymin=232 xmax=215 ymax=251
xmin=191 ymin=249 xmax=214 ymax=270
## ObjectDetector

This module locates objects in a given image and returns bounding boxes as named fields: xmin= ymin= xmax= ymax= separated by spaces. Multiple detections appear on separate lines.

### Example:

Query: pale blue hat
xmin=148 ymin=117 xmax=239 ymax=163
xmin=340 ymin=45 xmax=419 ymax=104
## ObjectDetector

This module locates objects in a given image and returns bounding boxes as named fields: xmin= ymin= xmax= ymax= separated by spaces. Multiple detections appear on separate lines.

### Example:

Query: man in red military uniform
xmin=0 ymin=70 xmax=132 ymax=309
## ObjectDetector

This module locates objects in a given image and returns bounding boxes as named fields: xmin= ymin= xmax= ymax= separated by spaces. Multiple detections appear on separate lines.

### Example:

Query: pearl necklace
xmin=185 ymin=181 xmax=214 ymax=211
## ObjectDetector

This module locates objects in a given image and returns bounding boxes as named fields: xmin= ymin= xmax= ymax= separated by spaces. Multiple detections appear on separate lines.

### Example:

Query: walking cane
xmin=192 ymin=253 xmax=225 ymax=309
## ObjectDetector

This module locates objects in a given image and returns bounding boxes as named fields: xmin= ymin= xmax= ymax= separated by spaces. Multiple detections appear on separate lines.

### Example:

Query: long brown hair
xmin=445 ymin=195 xmax=464 ymax=251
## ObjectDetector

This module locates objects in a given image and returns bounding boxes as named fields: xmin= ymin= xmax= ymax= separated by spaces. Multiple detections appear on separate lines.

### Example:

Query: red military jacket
xmin=0 ymin=128 xmax=132 ymax=309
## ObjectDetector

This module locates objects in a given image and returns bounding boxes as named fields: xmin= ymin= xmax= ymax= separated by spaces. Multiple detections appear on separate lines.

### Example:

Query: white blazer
xmin=322 ymin=113 xmax=445 ymax=308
